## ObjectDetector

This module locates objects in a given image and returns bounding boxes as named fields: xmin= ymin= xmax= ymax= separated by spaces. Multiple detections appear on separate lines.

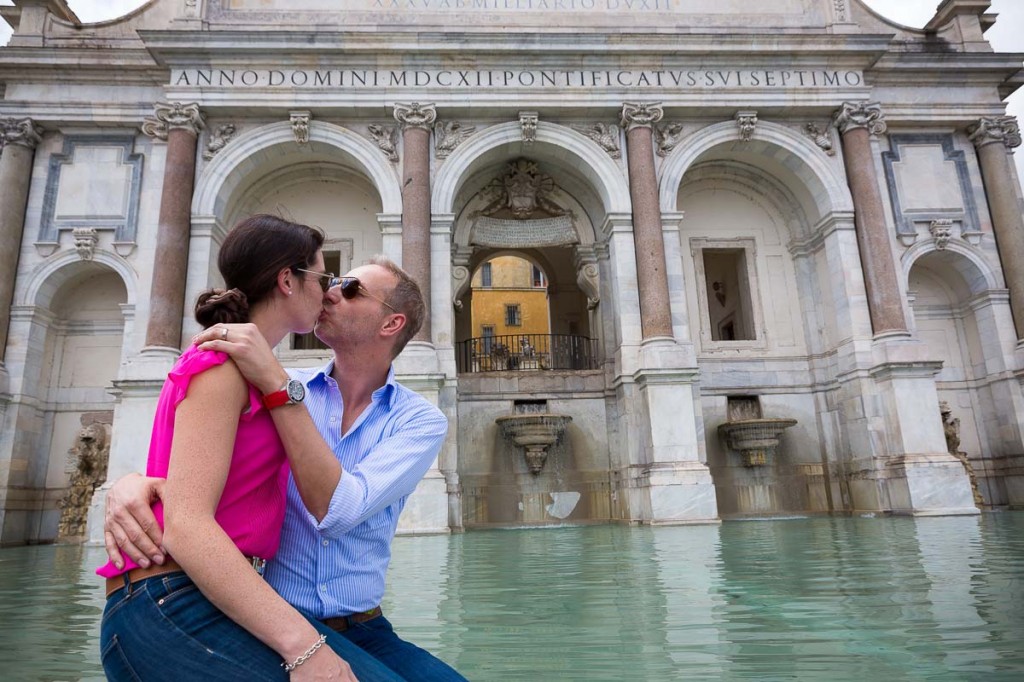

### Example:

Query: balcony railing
xmin=456 ymin=334 xmax=599 ymax=373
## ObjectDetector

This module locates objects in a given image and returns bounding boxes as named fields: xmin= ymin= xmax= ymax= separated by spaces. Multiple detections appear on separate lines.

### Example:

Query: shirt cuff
xmin=313 ymin=470 xmax=363 ymax=535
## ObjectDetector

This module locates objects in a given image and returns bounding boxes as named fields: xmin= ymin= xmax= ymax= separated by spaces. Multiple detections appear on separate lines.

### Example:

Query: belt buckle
xmin=250 ymin=556 xmax=266 ymax=576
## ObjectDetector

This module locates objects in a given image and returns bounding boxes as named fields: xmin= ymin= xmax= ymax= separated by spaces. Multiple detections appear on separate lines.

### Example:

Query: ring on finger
xmin=221 ymin=327 xmax=228 ymax=341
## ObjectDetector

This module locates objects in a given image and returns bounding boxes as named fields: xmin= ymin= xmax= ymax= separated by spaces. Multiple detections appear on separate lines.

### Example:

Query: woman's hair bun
xmin=194 ymin=288 xmax=250 ymax=328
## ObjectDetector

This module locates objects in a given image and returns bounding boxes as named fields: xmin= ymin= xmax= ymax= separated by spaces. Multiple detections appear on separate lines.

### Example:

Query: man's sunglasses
xmin=296 ymin=269 xmax=398 ymax=313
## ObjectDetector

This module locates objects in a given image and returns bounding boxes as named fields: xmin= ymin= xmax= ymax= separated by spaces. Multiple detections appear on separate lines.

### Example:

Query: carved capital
xmin=968 ymin=116 xmax=1022 ymax=150
xmin=393 ymin=103 xmax=437 ymax=131
xmin=290 ymin=111 xmax=311 ymax=146
xmin=620 ymin=102 xmax=664 ymax=131
xmin=1 ymin=117 xmax=44 ymax=151
xmin=832 ymin=101 xmax=887 ymax=136
xmin=519 ymin=111 xmax=539 ymax=144
xmin=141 ymin=102 xmax=205 ymax=141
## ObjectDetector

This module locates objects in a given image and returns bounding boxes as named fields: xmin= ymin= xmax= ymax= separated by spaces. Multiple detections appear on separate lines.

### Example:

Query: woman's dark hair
xmin=194 ymin=214 xmax=324 ymax=328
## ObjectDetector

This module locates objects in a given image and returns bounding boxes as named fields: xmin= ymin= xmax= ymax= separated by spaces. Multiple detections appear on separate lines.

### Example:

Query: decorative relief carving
xmin=929 ymin=219 xmax=954 ymax=250
xmin=519 ymin=111 xmax=539 ymax=144
xmin=434 ymin=120 xmax=476 ymax=159
xmin=575 ymin=261 xmax=601 ymax=310
xmin=290 ymin=111 xmax=311 ymax=145
xmin=832 ymin=101 xmax=887 ymax=136
xmin=803 ymin=123 xmax=836 ymax=156
xmin=0 ymin=117 xmax=43 ymax=151
xmin=735 ymin=111 xmax=758 ymax=142
xmin=452 ymin=265 xmax=471 ymax=312
xmin=73 ymin=227 xmax=99 ymax=260
xmin=203 ymin=123 xmax=236 ymax=160
xmin=967 ymin=116 xmax=1022 ymax=150
xmin=368 ymin=124 xmax=399 ymax=163
xmin=393 ymin=102 xmax=437 ymax=130
xmin=572 ymin=123 xmax=621 ymax=159
xmin=479 ymin=158 xmax=565 ymax=219
xmin=654 ymin=122 xmax=685 ymax=157
xmin=141 ymin=102 xmax=205 ymax=141
xmin=620 ymin=101 xmax=664 ymax=131
xmin=833 ymin=0 xmax=847 ymax=22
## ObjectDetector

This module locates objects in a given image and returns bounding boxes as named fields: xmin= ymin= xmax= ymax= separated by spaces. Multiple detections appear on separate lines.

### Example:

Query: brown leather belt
xmin=320 ymin=607 xmax=383 ymax=633
xmin=105 ymin=556 xmax=267 ymax=598
xmin=105 ymin=559 xmax=185 ymax=598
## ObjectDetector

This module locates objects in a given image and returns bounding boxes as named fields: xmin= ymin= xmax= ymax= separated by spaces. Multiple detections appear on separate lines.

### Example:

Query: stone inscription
xmin=173 ymin=68 xmax=862 ymax=90
xmin=225 ymin=0 xmax=796 ymax=12
xmin=472 ymin=216 xmax=577 ymax=248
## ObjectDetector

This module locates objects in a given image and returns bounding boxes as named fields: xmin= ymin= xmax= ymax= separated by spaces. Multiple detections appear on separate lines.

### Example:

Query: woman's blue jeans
xmin=100 ymin=571 xmax=402 ymax=681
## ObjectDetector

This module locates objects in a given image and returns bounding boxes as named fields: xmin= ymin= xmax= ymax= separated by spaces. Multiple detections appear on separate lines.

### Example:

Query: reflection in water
xmin=2 ymin=516 xmax=1024 ymax=681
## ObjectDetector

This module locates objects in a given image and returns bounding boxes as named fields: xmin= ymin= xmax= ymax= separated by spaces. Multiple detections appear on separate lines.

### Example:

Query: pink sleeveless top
xmin=97 ymin=346 xmax=289 ymax=578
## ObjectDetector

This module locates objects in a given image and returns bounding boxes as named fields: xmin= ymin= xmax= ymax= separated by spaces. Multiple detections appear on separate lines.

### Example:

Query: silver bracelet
xmin=282 ymin=634 xmax=327 ymax=673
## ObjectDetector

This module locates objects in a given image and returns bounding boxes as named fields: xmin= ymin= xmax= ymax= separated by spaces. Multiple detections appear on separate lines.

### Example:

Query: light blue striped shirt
xmin=263 ymin=360 xmax=447 ymax=618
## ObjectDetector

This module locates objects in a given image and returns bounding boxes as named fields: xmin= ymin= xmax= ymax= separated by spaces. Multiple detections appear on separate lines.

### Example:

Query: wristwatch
xmin=262 ymin=379 xmax=306 ymax=410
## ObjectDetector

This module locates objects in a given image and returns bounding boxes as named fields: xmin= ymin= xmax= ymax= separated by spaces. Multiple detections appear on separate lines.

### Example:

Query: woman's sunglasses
xmin=296 ymin=269 xmax=398 ymax=313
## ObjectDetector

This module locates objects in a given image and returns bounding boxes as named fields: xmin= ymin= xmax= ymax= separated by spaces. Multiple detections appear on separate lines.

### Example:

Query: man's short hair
xmin=369 ymin=256 xmax=426 ymax=358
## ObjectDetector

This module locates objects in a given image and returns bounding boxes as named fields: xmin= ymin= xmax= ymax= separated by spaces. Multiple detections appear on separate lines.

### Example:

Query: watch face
xmin=286 ymin=379 xmax=306 ymax=403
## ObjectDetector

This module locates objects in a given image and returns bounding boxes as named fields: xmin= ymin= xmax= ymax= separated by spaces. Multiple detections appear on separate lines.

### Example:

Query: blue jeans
xmin=335 ymin=615 xmax=469 ymax=682
xmin=100 ymin=572 xmax=402 ymax=681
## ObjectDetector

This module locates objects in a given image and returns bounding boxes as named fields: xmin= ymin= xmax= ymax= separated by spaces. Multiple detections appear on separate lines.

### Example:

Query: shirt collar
xmin=308 ymin=358 xmax=397 ymax=408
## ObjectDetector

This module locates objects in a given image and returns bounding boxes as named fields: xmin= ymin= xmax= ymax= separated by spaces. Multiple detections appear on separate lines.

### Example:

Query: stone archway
xmin=5 ymin=259 xmax=129 ymax=543
xmin=905 ymin=246 xmax=1014 ymax=506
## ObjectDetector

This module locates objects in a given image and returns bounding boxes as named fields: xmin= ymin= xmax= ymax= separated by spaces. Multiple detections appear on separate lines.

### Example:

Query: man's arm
xmin=103 ymin=473 xmax=166 ymax=569
xmin=316 ymin=402 xmax=448 ymax=538
xmin=193 ymin=323 xmax=341 ymax=520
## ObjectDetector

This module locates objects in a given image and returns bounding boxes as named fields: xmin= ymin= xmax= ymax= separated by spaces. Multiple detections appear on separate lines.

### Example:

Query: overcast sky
xmin=0 ymin=0 xmax=1022 ymax=181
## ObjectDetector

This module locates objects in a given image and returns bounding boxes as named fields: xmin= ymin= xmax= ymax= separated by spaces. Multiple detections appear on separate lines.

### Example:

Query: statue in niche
xmin=480 ymin=159 xmax=566 ymax=219
xmin=713 ymin=281 xmax=727 ymax=307
xmin=58 ymin=417 xmax=112 ymax=539
xmin=939 ymin=401 xmax=985 ymax=508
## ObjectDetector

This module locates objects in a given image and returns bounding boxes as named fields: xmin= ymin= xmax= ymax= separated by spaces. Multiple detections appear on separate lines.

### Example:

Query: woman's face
xmin=291 ymin=250 xmax=329 ymax=334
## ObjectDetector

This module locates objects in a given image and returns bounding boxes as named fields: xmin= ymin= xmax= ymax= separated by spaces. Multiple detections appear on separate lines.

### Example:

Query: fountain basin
xmin=718 ymin=418 xmax=797 ymax=467
xmin=496 ymin=414 xmax=572 ymax=475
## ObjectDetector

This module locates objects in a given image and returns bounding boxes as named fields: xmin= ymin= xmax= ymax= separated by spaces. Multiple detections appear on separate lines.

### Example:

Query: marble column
xmin=394 ymin=102 xmax=437 ymax=344
xmin=621 ymin=102 xmax=673 ymax=340
xmin=141 ymin=102 xmax=204 ymax=350
xmin=0 ymin=118 xmax=43 ymax=364
xmin=968 ymin=116 xmax=1024 ymax=339
xmin=833 ymin=102 xmax=909 ymax=336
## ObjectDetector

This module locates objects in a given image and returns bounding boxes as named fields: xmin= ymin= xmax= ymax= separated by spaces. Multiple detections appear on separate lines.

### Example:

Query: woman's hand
xmin=289 ymin=646 xmax=359 ymax=682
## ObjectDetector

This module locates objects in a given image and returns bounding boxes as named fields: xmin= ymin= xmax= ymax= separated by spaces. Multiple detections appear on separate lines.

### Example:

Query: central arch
xmin=432 ymin=121 xmax=631 ymax=218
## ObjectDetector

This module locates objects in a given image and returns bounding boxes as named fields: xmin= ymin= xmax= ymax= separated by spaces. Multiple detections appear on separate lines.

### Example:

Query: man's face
xmin=314 ymin=263 xmax=397 ymax=350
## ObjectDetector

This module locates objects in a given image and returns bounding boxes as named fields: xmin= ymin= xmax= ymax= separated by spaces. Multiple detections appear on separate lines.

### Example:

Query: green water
xmin=1 ymin=515 xmax=1023 ymax=681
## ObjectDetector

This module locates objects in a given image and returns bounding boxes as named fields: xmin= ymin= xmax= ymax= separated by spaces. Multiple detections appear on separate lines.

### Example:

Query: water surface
xmin=2 ymin=514 xmax=1022 ymax=680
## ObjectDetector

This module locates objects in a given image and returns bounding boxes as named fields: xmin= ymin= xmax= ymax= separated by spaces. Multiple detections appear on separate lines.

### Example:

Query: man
xmin=104 ymin=257 xmax=467 ymax=681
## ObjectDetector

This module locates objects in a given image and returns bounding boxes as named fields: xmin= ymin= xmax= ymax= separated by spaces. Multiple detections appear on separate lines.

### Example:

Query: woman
xmin=97 ymin=215 xmax=398 ymax=681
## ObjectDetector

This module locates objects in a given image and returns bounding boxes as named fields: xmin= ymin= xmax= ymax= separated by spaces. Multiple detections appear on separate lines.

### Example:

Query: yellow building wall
xmin=470 ymin=256 xmax=550 ymax=338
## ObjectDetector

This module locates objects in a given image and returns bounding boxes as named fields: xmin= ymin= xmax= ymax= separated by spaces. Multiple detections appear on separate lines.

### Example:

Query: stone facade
xmin=1 ymin=0 xmax=1023 ymax=544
